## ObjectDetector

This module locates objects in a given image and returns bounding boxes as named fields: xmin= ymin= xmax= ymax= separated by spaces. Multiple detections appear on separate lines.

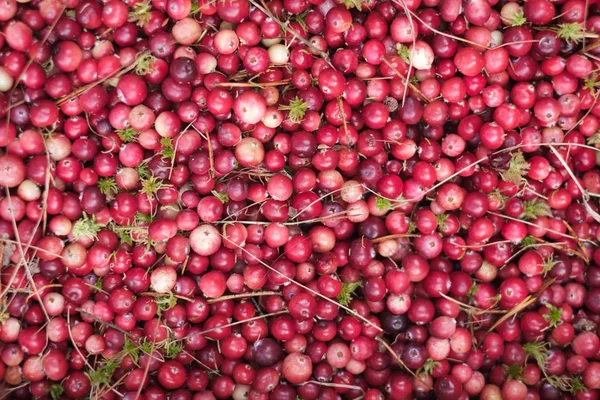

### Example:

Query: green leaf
xmin=375 ymin=196 xmax=392 ymax=211
xmin=501 ymin=151 xmax=530 ymax=184
xmin=543 ymin=304 xmax=563 ymax=328
xmin=279 ymin=97 xmax=309 ymax=124
xmin=72 ymin=213 xmax=105 ymax=241
xmin=521 ymin=199 xmax=552 ymax=220
xmin=337 ymin=281 xmax=362 ymax=306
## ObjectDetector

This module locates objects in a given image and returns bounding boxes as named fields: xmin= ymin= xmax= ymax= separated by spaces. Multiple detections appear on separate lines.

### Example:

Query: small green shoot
xmin=122 ymin=337 xmax=141 ymax=362
xmin=49 ymin=384 xmax=64 ymax=400
xmin=115 ymin=229 xmax=134 ymax=246
xmin=508 ymin=9 xmax=527 ymax=26
xmin=523 ymin=341 xmax=549 ymax=371
xmin=0 ymin=308 xmax=9 ymax=325
xmin=337 ymin=281 xmax=362 ymax=306
xmin=467 ymin=282 xmax=478 ymax=297
xmin=94 ymin=277 xmax=104 ymax=291
xmin=72 ymin=213 xmax=105 ymax=241
xmin=165 ymin=342 xmax=184 ymax=359
xmin=436 ymin=214 xmax=449 ymax=231
xmin=502 ymin=151 xmax=530 ymax=184
xmin=155 ymin=292 xmax=178 ymax=315
xmin=545 ymin=375 xmax=573 ymax=392
xmin=375 ymin=196 xmax=392 ymax=211
xmin=542 ymin=258 xmax=559 ymax=276
xmin=338 ymin=0 xmax=363 ymax=9
xmin=420 ymin=359 xmax=440 ymax=376
xmin=279 ymin=97 xmax=309 ymax=124
xmin=570 ymin=376 xmax=587 ymax=394
xmin=552 ymin=23 xmax=588 ymax=43
xmin=543 ymin=304 xmax=563 ymax=329
xmin=86 ymin=359 xmax=120 ymax=388
xmin=584 ymin=74 xmax=600 ymax=96
xmin=521 ymin=236 xmax=537 ymax=247
xmin=587 ymin=131 xmax=600 ymax=147
xmin=139 ymin=335 xmax=182 ymax=359
xmin=211 ymin=190 xmax=229 ymax=204
xmin=397 ymin=44 xmax=411 ymax=64
xmin=489 ymin=189 xmax=507 ymax=209
xmin=135 ymin=212 xmax=153 ymax=224
xmin=159 ymin=137 xmax=175 ymax=161
xmin=135 ymin=51 xmax=158 ymax=75
xmin=129 ymin=2 xmax=153 ymax=27
xmin=190 ymin=1 xmax=201 ymax=15
xmin=115 ymin=126 xmax=139 ymax=143
xmin=521 ymin=199 xmax=552 ymax=220
xmin=98 ymin=177 xmax=118 ymax=197
xmin=137 ymin=163 xmax=151 ymax=180
xmin=504 ymin=363 xmax=524 ymax=381
xmin=140 ymin=175 xmax=167 ymax=198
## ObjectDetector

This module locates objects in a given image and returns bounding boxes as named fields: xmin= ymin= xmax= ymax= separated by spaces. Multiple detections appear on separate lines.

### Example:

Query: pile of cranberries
xmin=1 ymin=0 xmax=600 ymax=398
